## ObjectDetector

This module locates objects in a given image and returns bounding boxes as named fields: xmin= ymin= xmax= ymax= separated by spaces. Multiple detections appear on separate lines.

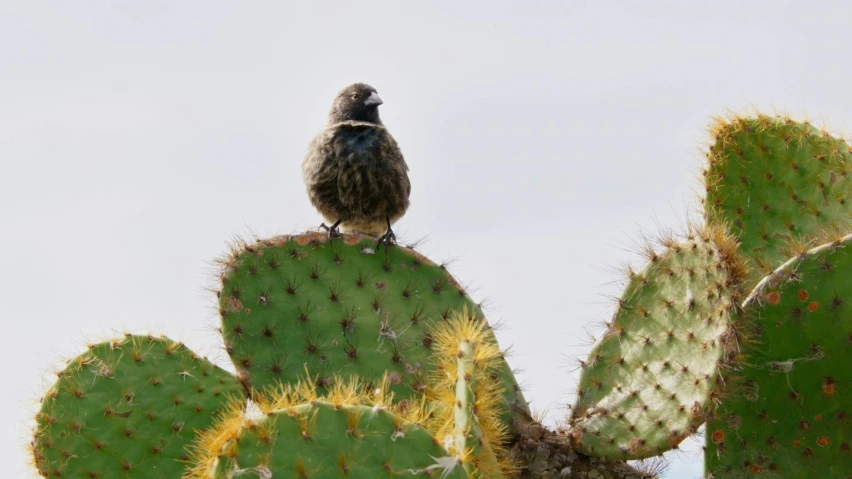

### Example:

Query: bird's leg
xmin=376 ymin=216 xmax=397 ymax=249
xmin=319 ymin=219 xmax=342 ymax=240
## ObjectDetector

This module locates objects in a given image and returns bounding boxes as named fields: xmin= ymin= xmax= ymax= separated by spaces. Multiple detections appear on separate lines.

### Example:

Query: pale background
xmin=3 ymin=1 xmax=851 ymax=477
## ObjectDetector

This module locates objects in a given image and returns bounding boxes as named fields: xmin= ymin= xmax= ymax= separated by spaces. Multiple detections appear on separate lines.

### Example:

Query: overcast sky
xmin=3 ymin=2 xmax=852 ymax=477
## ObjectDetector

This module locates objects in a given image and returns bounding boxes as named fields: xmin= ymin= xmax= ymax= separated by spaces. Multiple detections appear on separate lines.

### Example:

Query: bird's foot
xmin=376 ymin=220 xmax=397 ymax=250
xmin=319 ymin=220 xmax=342 ymax=240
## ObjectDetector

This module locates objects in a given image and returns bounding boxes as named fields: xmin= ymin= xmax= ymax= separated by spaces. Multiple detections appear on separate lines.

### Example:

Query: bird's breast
xmin=327 ymin=126 xmax=385 ymax=163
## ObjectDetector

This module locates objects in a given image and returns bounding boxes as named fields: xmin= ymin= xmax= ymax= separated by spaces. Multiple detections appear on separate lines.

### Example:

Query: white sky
xmin=3 ymin=1 xmax=851 ymax=477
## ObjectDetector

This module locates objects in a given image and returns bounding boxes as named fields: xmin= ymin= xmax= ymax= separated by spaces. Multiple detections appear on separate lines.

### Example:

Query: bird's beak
xmin=364 ymin=92 xmax=383 ymax=106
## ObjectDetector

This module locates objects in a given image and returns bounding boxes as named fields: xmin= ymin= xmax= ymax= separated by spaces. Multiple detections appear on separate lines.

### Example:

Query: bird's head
xmin=328 ymin=83 xmax=383 ymax=125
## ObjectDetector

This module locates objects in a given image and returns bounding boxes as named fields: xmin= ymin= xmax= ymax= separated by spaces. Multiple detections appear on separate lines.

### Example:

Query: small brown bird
xmin=302 ymin=83 xmax=410 ymax=247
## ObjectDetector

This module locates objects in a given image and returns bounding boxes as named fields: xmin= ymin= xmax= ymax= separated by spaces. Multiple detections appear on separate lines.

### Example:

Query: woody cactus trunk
xmin=29 ymin=113 xmax=850 ymax=478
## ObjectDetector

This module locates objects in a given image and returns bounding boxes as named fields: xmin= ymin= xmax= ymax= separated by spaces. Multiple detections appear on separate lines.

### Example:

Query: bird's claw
xmin=319 ymin=222 xmax=342 ymax=240
xmin=377 ymin=228 xmax=397 ymax=250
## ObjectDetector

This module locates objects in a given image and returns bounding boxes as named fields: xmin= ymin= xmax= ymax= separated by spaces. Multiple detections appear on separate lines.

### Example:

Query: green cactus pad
xmin=704 ymin=114 xmax=852 ymax=286
xmin=571 ymin=227 xmax=746 ymax=459
xmin=216 ymin=232 xmax=528 ymax=427
xmin=193 ymin=401 xmax=469 ymax=479
xmin=31 ymin=335 xmax=245 ymax=478
xmin=705 ymin=233 xmax=852 ymax=478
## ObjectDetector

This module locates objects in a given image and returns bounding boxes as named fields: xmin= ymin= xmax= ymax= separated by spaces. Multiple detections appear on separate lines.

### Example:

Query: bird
xmin=302 ymin=83 xmax=410 ymax=248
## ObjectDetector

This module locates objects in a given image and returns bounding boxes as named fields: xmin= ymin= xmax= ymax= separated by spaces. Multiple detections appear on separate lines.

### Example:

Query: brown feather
xmin=302 ymin=84 xmax=410 ymax=237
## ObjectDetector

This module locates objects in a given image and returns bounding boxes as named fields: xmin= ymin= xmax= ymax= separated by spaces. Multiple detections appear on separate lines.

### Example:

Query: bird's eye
xmin=350 ymin=93 xmax=358 ymax=99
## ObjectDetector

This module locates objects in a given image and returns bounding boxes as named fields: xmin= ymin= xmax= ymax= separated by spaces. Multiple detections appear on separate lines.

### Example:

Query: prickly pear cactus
xmin=704 ymin=114 xmax=852 ymax=286
xmin=704 ymin=234 xmax=852 ymax=478
xmin=30 ymin=110 xmax=851 ymax=479
xmin=187 ymin=377 xmax=468 ymax=479
xmin=431 ymin=309 xmax=514 ymax=478
xmin=31 ymin=335 xmax=245 ymax=478
xmin=216 ymin=232 xmax=528 ymax=427
xmin=570 ymin=225 xmax=747 ymax=459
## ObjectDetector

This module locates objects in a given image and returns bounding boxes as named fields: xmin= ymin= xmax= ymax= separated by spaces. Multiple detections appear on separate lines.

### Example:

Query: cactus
xmin=215 ymin=232 xmax=528 ymax=429
xmin=699 ymin=114 xmax=852 ymax=478
xmin=431 ymin=308 xmax=514 ymax=477
xmin=198 ymin=402 xmax=467 ymax=478
xmin=186 ymin=375 xmax=469 ymax=479
xmin=703 ymin=113 xmax=852 ymax=286
xmin=30 ymin=335 xmax=245 ymax=478
xmin=27 ymin=111 xmax=850 ymax=478
xmin=703 ymin=233 xmax=852 ymax=477
xmin=569 ymin=225 xmax=748 ymax=459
